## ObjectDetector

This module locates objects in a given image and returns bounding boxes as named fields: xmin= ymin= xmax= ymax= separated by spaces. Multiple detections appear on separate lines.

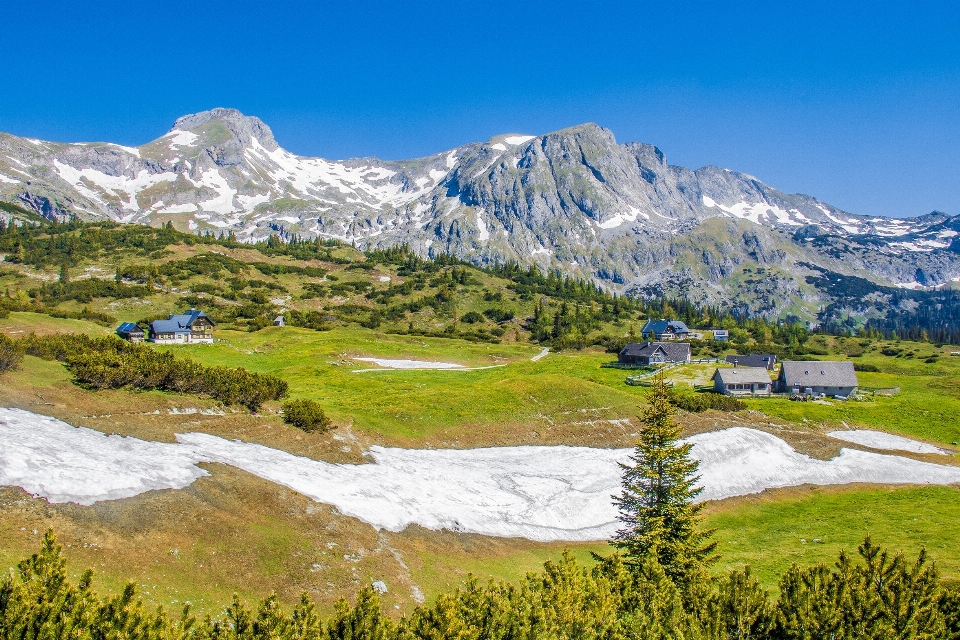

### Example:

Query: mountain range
xmin=2 ymin=107 xmax=958 ymax=320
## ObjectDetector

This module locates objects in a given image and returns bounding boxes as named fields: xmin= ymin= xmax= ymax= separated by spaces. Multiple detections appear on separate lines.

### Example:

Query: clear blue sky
xmin=2 ymin=1 xmax=958 ymax=218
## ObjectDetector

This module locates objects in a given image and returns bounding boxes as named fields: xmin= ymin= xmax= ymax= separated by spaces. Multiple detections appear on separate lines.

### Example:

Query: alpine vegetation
xmin=612 ymin=373 xmax=718 ymax=586
xmin=1 ymin=531 xmax=956 ymax=639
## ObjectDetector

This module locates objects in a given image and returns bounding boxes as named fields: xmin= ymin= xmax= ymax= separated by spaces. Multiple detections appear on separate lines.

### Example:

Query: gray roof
xmin=714 ymin=367 xmax=772 ymax=385
xmin=620 ymin=341 xmax=690 ymax=361
xmin=641 ymin=319 xmax=690 ymax=335
xmin=779 ymin=361 xmax=858 ymax=387
xmin=725 ymin=354 xmax=776 ymax=368
xmin=150 ymin=309 xmax=214 ymax=334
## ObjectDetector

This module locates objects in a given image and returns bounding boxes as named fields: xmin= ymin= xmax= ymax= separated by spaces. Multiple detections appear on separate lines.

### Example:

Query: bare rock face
xmin=0 ymin=108 xmax=957 ymax=318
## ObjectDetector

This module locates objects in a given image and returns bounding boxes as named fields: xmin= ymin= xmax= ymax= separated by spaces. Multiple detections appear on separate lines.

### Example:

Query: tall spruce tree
xmin=612 ymin=372 xmax=717 ymax=585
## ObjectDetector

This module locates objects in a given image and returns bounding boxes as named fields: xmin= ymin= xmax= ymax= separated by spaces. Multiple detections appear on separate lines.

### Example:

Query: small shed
xmin=713 ymin=367 xmax=773 ymax=396
xmin=777 ymin=361 xmax=858 ymax=397
xmin=711 ymin=329 xmax=729 ymax=342
xmin=116 ymin=322 xmax=145 ymax=343
xmin=274 ymin=315 xmax=285 ymax=327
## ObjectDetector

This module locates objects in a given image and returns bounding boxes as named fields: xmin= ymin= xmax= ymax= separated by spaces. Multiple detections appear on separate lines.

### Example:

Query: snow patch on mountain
xmin=54 ymin=160 xmax=177 ymax=212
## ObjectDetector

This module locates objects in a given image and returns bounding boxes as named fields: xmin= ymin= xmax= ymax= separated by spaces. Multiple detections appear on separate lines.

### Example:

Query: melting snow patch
xmin=490 ymin=143 xmax=508 ymax=152
xmin=0 ymin=408 xmax=208 ymax=505
xmin=504 ymin=135 xmax=535 ymax=145
xmin=476 ymin=212 xmax=490 ymax=241
xmin=54 ymin=160 xmax=177 ymax=211
xmin=352 ymin=358 xmax=465 ymax=369
xmin=159 ymin=203 xmax=198 ymax=214
xmin=0 ymin=174 xmax=18 ymax=184
xmin=702 ymin=196 xmax=801 ymax=226
xmin=827 ymin=430 xmax=946 ymax=455
xmin=164 ymin=130 xmax=199 ymax=148
xmin=5 ymin=411 xmax=960 ymax=541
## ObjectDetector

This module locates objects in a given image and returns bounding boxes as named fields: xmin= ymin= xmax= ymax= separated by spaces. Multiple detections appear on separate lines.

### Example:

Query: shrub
xmin=282 ymin=399 xmax=332 ymax=433
xmin=461 ymin=311 xmax=484 ymax=324
xmin=0 ymin=333 xmax=24 ymax=373
xmin=668 ymin=390 xmax=746 ymax=413
xmin=854 ymin=363 xmax=881 ymax=372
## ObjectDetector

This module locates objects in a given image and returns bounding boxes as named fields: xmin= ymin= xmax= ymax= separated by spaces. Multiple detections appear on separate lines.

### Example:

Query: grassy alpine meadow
xmin=153 ymin=325 xmax=650 ymax=446
xmin=702 ymin=484 xmax=960 ymax=589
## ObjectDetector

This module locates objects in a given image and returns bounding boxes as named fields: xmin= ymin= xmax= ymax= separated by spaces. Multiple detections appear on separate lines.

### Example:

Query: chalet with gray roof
xmin=713 ymin=367 xmax=773 ymax=396
xmin=777 ymin=361 xmax=858 ymax=397
xmin=725 ymin=353 xmax=777 ymax=370
xmin=640 ymin=319 xmax=690 ymax=341
xmin=149 ymin=309 xmax=215 ymax=344
xmin=618 ymin=341 xmax=691 ymax=366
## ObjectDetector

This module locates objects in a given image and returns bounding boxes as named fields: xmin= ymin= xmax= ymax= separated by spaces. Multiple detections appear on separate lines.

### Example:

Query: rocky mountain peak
xmin=170 ymin=108 xmax=278 ymax=151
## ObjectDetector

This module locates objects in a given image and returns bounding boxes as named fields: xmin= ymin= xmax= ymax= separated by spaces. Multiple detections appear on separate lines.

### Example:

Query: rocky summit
xmin=1 ymin=108 xmax=958 ymax=317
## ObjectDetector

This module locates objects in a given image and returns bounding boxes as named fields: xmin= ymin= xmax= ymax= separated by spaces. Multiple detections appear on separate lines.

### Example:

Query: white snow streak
xmin=827 ymin=430 xmax=947 ymax=455
xmin=4 ymin=409 xmax=960 ymax=541
xmin=54 ymin=160 xmax=177 ymax=212
xmin=0 ymin=174 xmax=19 ymax=184
xmin=702 ymin=196 xmax=802 ymax=226
xmin=164 ymin=130 xmax=199 ymax=147
xmin=504 ymin=135 xmax=535 ymax=145
xmin=352 ymin=358 xmax=465 ymax=369
xmin=476 ymin=211 xmax=490 ymax=241
xmin=158 ymin=203 xmax=197 ymax=214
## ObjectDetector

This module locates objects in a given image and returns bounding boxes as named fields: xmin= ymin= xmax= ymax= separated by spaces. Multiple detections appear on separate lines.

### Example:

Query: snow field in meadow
xmin=2 ymin=408 xmax=960 ymax=541
xmin=827 ymin=430 xmax=947 ymax=455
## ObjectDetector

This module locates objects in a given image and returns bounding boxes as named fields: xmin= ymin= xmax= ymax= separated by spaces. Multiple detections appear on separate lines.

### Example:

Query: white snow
xmin=0 ymin=174 xmax=19 ymax=184
xmin=164 ymin=130 xmax=199 ymax=148
xmin=598 ymin=207 xmax=644 ymax=229
xmin=490 ymin=143 xmax=508 ymax=152
xmin=352 ymin=358 xmax=465 ymax=370
xmin=445 ymin=151 xmax=458 ymax=169
xmin=378 ymin=276 xmax=391 ymax=282
xmin=531 ymin=348 xmax=550 ymax=362
xmin=54 ymin=160 xmax=177 ymax=212
xmin=476 ymin=212 xmax=490 ymax=241
xmin=895 ymin=281 xmax=925 ymax=290
xmin=0 ymin=409 xmax=208 ymax=505
xmin=195 ymin=169 xmax=238 ymax=214
xmin=158 ymin=203 xmax=198 ymax=214
xmin=504 ymin=135 xmax=535 ymax=145
xmin=429 ymin=168 xmax=447 ymax=183
xmin=111 ymin=144 xmax=141 ymax=158
xmin=237 ymin=193 xmax=271 ymax=211
xmin=245 ymin=137 xmax=431 ymax=207
xmin=702 ymin=196 xmax=802 ymax=227
xmin=5 ymin=410 xmax=960 ymax=541
xmin=816 ymin=204 xmax=861 ymax=234
xmin=827 ymin=430 xmax=946 ymax=455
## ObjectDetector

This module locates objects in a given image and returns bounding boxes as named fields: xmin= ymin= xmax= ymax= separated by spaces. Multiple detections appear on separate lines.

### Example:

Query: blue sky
xmin=2 ymin=1 xmax=958 ymax=218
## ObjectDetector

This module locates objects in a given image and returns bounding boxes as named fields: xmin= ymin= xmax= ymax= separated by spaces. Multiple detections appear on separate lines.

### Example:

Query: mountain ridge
xmin=1 ymin=108 xmax=958 ymax=318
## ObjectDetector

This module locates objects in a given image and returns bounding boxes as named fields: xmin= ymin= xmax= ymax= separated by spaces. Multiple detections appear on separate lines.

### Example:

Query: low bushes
xmin=18 ymin=333 xmax=287 ymax=411
xmin=668 ymin=390 xmax=746 ymax=412
xmin=281 ymin=398 xmax=332 ymax=433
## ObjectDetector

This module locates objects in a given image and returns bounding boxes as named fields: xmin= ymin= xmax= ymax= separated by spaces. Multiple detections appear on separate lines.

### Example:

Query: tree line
xmin=15 ymin=333 xmax=287 ymax=411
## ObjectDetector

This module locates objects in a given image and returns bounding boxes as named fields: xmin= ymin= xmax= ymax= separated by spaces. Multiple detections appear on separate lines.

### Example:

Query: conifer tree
xmin=611 ymin=372 xmax=717 ymax=586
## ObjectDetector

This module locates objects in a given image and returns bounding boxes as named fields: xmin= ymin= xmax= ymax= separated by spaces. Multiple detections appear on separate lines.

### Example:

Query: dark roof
xmin=641 ymin=319 xmax=690 ymax=335
xmin=714 ymin=367 xmax=772 ymax=385
xmin=725 ymin=354 xmax=776 ymax=368
xmin=116 ymin=322 xmax=143 ymax=334
xmin=150 ymin=309 xmax=214 ymax=334
xmin=619 ymin=341 xmax=690 ymax=361
xmin=779 ymin=361 xmax=859 ymax=387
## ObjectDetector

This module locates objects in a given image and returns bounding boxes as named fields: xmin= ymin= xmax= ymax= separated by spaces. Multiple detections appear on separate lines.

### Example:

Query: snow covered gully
xmin=2 ymin=408 xmax=959 ymax=542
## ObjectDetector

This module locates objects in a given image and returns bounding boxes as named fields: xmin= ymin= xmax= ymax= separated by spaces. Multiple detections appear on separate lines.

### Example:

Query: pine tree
xmin=611 ymin=373 xmax=717 ymax=586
